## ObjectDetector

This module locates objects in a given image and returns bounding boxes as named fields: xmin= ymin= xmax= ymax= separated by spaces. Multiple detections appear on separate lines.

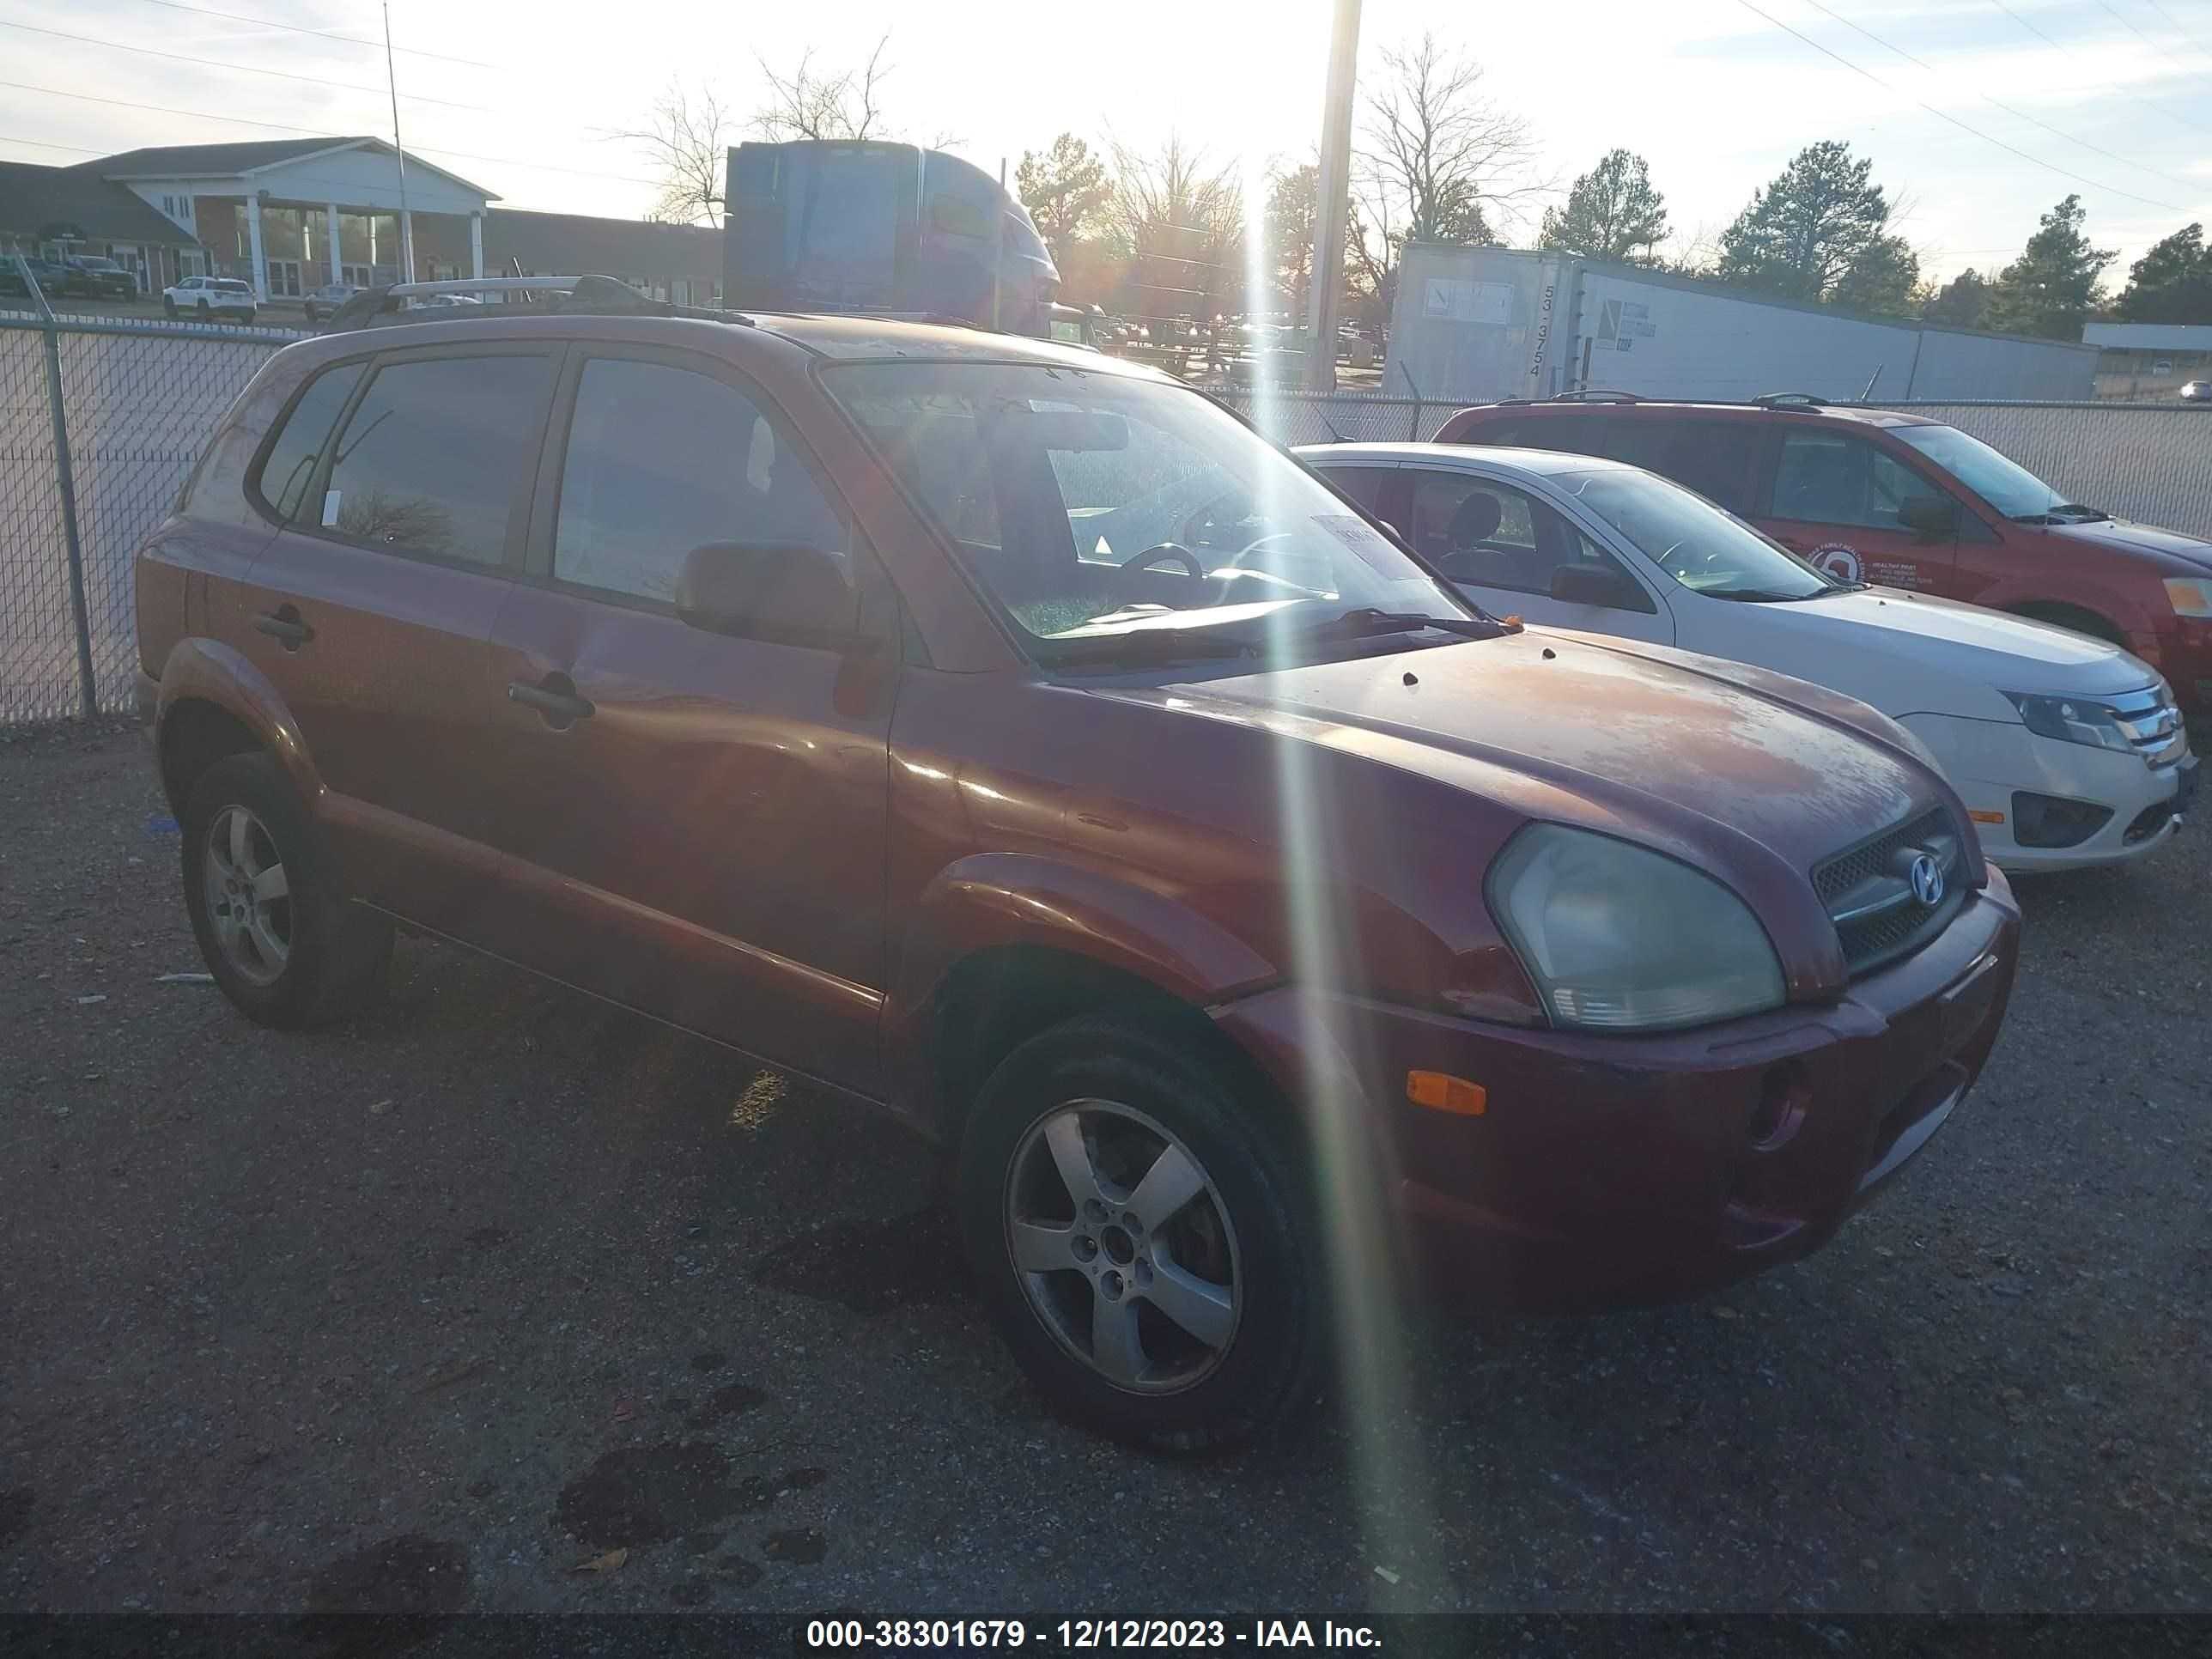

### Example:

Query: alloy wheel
xmin=202 ymin=804 xmax=292 ymax=986
xmin=1004 ymin=1098 xmax=1242 ymax=1394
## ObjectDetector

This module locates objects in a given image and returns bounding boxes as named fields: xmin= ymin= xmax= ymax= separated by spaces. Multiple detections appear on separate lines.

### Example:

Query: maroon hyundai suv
xmin=135 ymin=283 xmax=2019 ymax=1448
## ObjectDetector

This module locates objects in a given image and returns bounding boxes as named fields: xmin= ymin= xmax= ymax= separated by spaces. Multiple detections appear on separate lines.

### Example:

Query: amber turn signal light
xmin=1407 ymin=1071 xmax=1487 ymax=1115
xmin=1968 ymin=809 xmax=2005 ymax=825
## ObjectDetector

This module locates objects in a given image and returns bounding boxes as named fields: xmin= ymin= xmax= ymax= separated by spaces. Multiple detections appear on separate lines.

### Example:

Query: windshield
xmin=1893 ymin=423 xmax=2063 ymax=518
xmin=823 ymin=361 xmax=1476 ymax=661
xmin=76 ymin=258 xmax=120 ymax=271
xmin=1555 ymin=467 xmax=1835 ymax=600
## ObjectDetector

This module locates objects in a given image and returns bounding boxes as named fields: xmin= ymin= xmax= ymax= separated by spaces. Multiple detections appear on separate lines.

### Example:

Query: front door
xmin=235 ymin=344 xmax=560 ymax=933
xmin=1391 ymin=465 xmax=1673 ymax=643
xmin=1759 ymin=428 xmax=1960 ymax=593
xmin=477 ymin=348 xmax=896 ymax=1094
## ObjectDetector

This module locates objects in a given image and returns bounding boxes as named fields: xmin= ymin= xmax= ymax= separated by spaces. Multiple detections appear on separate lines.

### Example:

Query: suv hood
xmin=2048 ymin=517 xmax=2212 ymax=576
xmin=1728 ymin=586 xmax=2156 ymax=700
xmin=1147 ymin=627 xmax=1948 ymax=881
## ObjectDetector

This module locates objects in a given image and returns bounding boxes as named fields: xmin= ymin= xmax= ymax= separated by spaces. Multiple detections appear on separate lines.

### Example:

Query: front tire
xmin=163 ymin=297 xmax=178 ymax=318
xmin=180 ymin=753 xmax=392 ymax=1029
xmin=956 ymin=1015 xmax=1325 ymax=1452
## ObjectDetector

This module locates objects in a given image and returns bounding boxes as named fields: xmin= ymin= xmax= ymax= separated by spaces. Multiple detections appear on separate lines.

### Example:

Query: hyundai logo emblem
xmin=1908 ymin=852 xmax=1945 ymax=908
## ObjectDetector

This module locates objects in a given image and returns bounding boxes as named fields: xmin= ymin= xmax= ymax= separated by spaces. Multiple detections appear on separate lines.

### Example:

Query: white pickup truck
xmin=162 ymin=276 xmax=257 ymax=320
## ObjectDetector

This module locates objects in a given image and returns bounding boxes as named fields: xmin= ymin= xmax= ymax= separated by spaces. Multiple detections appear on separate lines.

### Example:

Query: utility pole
xmin=383 ymin=3 xmax=415 ymax=283
xmin=1300 ymin=0 xmax=1362 ymax=392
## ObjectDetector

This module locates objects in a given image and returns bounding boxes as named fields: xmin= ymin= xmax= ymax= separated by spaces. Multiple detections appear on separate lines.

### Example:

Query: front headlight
xmin=2003 ymin=690 xmax=2138 ymax=753
xmin=1486 ymin=825 xmax=1786 ymax=1032
xmin=2166 ymin=577 xmax=2212 ymax=619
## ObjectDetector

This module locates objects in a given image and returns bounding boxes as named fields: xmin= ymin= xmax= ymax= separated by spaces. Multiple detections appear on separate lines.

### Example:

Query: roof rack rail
xmin=1750 ymin=391 xmax=1826 ymax=408
xmin=319 ymin=274 xmax=755 ymax=334
xmin=1550 ymin=388 xmax=1641 ymax=404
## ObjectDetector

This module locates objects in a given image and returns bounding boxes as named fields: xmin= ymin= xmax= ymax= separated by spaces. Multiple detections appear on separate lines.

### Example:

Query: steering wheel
xmin=1121 ymin=542 xmax=1205 ymax=579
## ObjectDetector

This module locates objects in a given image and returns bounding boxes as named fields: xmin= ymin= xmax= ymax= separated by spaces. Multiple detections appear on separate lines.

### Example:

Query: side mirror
xmin=1898 ymin=495 xmax=1960 ymax=537
xmin=1551 ymin=560 xmax=1649 ymax=611
xmin=675 ymin=543 xmax=859 ymax=647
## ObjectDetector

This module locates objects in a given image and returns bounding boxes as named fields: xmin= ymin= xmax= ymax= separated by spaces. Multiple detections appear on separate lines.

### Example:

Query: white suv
xmin=162 ymin=276 xmax=257 ymax=320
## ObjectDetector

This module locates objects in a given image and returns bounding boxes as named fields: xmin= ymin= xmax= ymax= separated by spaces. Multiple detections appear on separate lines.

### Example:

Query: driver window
xmin=1407 ymin=470 xmax=1643 ymax=604
xmin=1774 ymin=431 xmax=1936 ymax=531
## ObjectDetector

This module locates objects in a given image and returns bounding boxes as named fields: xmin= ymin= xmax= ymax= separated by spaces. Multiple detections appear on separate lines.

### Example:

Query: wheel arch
xmin=154 ymin=638 xmax=322 ymax=815
xmin=883 ymin=854 xmax=1285 ymax=1141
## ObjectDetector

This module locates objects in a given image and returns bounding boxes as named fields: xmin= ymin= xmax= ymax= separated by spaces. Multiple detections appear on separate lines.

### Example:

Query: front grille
xmin=2105 ymin=683 xmax=2186 ymax=766
xmin=1812 ymin=806 xmax=1966 ymax=975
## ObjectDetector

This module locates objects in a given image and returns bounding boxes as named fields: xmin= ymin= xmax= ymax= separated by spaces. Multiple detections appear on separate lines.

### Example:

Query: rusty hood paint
xmin=1134 ymin=625 xmax=1960 ymax=889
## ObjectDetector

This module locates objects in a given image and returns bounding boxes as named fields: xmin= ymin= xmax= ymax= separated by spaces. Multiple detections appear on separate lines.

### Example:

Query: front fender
xmin=879 ymin=852 xmax=1284 ymax=1121
xmin=890 ymin=852 xmax=1281 ymax=1016
xmin=155 ymin=637 xmax=324 ymax=809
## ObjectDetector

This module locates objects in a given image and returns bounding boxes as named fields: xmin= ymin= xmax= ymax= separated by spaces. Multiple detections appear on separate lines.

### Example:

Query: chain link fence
xmin=2 ymin=307 xmax=298 ymax=723
xmin=6 ymin=343 xmax=2210 ymax=727
xmin=1218 ymin=389 xmax=2212 ymax=542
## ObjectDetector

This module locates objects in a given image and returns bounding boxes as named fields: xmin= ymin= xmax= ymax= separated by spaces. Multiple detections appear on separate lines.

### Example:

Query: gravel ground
xmin=3 ymin=724 xmax=2207 ymax=1623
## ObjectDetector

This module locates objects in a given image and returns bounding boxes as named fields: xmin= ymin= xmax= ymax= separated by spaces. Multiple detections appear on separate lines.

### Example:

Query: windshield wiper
xmin=1035 ymin=627 xmax=1259 ymax=671
xmin=2012 ymin=503 xmax=2110 ymax=525
xmin=1698 ymin=586 xmax=1811 ymax=602
xmin=1286 ymin=606 xmax=1498 ymax=642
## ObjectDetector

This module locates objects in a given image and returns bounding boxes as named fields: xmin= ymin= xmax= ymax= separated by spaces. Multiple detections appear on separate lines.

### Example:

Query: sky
xmin=4 ymin=0 xmax=2211 ymax=290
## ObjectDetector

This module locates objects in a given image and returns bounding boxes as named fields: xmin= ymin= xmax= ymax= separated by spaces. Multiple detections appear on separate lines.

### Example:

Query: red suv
xmin=1436 ymin=393 xmax=2212 ymax=718
xmin=135 ymin=284 xmax=2018 ymax=1449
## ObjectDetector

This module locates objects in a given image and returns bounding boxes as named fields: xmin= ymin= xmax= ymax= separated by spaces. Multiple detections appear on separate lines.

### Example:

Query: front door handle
xmin=507 ymin=677 xmax=595 ymax=728
xmin=253 ymin=607 xmax=312 ymax=649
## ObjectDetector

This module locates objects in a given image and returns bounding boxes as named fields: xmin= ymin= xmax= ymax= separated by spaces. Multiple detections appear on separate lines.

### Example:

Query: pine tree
xmin=1539 ymin=149 xmax=1669 ymax=264
xmin=2112 ymin=223 xmax=2212 ymax=325
xmin=1717 ymin=140 xmax=1893 ymax=304
xmin=1922 ymin=269 xmax=1993 ymax=331
xmin=1987 ymin=195 xmax=2115 ymax=341
xmin=1016 ymin=134 xmax=1113 ymax=267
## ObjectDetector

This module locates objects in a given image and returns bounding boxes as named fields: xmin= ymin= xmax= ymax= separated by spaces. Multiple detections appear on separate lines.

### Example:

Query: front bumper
xmin=1903 ymin=710 xmax=2192 ymax=873
xmin=1212 ymin=871 xmax=2020 ymax=1316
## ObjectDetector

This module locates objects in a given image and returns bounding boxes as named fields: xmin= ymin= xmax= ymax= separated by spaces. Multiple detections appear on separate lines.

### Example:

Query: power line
xmin=0 ymin=18 xmax=496 ymax=113
xmin=1985 ymin=0 xmax=2212 ymax=137
xmin=122 ymin=0 xmax=495 ymax=70
xmin=1795 ymin=0 xmax=2200 ymax=195
xmin=1 ymin=133 xmax=100 ymax=154
xmin=1731 ymin=0 xmax=2184 ymax=210
xmin=2141 ymin=0 xmax=2212 ymax=55
xmin=0 ymin=78 xmax=661 ymax=185
xmin=2093 ymin=0 xmax=2170 ymax=52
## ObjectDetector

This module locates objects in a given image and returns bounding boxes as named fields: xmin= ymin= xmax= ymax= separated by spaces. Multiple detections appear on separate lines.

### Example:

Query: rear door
xmin=237 ymin=342 xmax=560 ymax=931
xmin=1394 ymin=462 xmax=1672 ymax=643
xmin=475 ymin=346 xmax=896 ymax=1092
xmin=1759 ymin=426 xmax=1960 ymax=592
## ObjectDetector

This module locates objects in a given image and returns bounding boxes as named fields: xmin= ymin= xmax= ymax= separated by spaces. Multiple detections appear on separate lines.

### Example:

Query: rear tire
xmin=956 ymin=1015 xmax=1325 ymax=1453
xmin=180 ymin=753 xmax=392 ymax=1030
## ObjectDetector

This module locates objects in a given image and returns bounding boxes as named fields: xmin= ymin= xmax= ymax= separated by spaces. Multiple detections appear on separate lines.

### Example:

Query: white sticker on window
xmin=321 ymin=489 xmax=341 ymax=527
xmin=1312 ymin=514 xmax=1399 ymax=572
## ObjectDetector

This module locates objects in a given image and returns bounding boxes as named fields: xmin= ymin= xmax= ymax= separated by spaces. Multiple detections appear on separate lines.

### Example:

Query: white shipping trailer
xmin=1384 ymin=245 xmax=2096 ymax=406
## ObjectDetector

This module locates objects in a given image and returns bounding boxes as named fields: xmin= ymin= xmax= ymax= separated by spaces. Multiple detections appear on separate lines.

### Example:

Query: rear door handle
xmin=507 ymin=678 xmax=594 ymax=727
xmin=253 ymin=608 xmax=312 ymax=649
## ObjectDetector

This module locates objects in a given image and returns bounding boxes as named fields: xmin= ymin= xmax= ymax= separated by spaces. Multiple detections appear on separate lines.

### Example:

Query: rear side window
xmin=256 ymin=362 xmax=365 ymax=523
xmin=322 ymin=355 xmax=554 ymax=565
xmin=1601 ymin=418 xmax=1764 ymax=514
xmin=552 ymin=357 xmax=848 ymax=604
xmin=1772 ymin=430 xmax=1931 ymax=531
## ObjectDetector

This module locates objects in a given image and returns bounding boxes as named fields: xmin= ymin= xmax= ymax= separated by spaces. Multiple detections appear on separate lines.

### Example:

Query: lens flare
xmin=1239 ymin=150 xmax=1442 ymax=1603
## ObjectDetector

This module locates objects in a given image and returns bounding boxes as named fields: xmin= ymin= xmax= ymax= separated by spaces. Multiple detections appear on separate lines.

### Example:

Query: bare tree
xmin=621 ymin=82 xmax=736 ymax=226
xmin=623 ymin=36 xmax=938 ymax=228
xmin=1356 ymin=33 xmax=1539 ymax=260
xmin=1107 ymin=135 xmax=1243 ymax=318
xmin=753 ymin=33 xmax=894 ymax=143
